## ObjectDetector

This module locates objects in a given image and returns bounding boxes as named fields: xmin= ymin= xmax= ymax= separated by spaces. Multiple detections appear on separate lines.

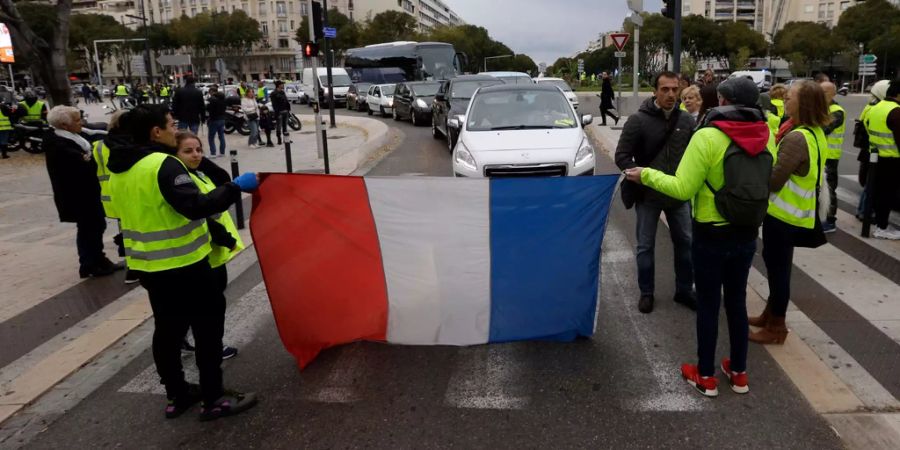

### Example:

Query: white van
xmin=728 ymin=70 xmax=772 ymax=92
xmin=300 ymin=67 xmax=352 ymax=106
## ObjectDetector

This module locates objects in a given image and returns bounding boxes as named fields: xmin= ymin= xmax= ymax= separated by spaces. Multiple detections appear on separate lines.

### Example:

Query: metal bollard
xmin=861 ymin=150 xmax=878 ymax=238
xmin=322 ymin=127 xmax=330 ymax=175
xmin=229 ymin=150 xmax=245 ymax=230
xmin=283 ymin=129 xmax=293 ymax=173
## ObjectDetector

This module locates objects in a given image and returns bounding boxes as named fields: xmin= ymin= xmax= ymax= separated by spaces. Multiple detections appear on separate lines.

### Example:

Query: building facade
xmin=682 ymin=0 xmax=871 ymax=37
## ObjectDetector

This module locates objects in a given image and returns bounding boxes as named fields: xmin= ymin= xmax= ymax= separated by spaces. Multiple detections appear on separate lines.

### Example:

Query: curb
xmin=294 ymin=114 xmax=392 ymax=176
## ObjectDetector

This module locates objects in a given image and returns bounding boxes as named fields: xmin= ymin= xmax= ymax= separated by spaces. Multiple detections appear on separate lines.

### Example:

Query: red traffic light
xmin=303 ymin=42 xmax=319 ymax=58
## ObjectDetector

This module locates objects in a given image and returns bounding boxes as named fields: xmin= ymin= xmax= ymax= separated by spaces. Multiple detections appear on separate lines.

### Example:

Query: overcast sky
xmin=445 ymin=0 xmax=663 ymax=66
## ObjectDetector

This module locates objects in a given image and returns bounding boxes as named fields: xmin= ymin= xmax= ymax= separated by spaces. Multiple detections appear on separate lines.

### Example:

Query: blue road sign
xmin=323 ymin=27 xmax=336 ymax=38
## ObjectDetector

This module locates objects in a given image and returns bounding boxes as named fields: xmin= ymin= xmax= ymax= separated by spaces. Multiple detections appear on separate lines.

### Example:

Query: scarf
xmin=775 ymin=118 xmax=795 ymax=144
xmin=54 ymin=129 xmax=92 ymax=154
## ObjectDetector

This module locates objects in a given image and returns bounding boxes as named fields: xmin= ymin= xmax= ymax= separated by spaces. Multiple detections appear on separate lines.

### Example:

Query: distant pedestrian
xmin=615 ymin=71 xmax=697 ymax=314
xmin=701 ymin=69 xmax=716 ymax=87
xmin=44 ymin=105 xmax=124 ymax=278
xmin=598 ymin=72 xmax=619 ymax=126
xmin=171 ymin=76 xmax=205 ymax=134
xmin=81 ymin=84 xmax=92 ymax=104
xmin=863 ymin=78 xmax=900 ymax=240
xmin=205 ymin=84 xmax=227 ymax=157
xmin=258 ymin=105 xmax=275 ymax=147
xmin=855 ymin=80 xmax=891 ymax=221
xmin=680 ymin=85 xmax=701 ymax=121
xmin=769 ymin=84 xmax=787 ymax=119
xmin=751 ymin=80 xmax=831 ymax=345
xmin=241 ymin=88 xmax=260 ymax=147
xmin=625 ymin=76 xmax=775 ymax=397
xmin=91 ymin=85 xmax=102 ymax=103
xmin=269 ymin=80 xmax=291 ymax=144
xmin=819 ymin=81 xmax=846 ymax=234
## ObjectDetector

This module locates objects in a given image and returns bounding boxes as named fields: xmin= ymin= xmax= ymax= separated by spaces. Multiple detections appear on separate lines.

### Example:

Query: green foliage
xmin=358 ymin=10 xmax=420 ymax=45
xmin=869 ymin=24 xmax=900 ymax=75
xmin=774 ymin=21 xmax=847 ymax=75
xmin=835 ymin=0 xmax=900 ymax=46
xmin=294 ymin=8 xmax=360 ymax=58
xmin=15 ymin=2 xmax=56 ymax=45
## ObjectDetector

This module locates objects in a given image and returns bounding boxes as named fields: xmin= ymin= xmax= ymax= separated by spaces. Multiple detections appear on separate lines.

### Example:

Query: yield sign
xmin=610 ymin=33 xmax=630 ymax=52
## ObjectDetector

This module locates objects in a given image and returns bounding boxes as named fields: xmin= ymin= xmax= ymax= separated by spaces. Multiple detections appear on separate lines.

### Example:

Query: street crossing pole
xmin=673 ymin=0 xmax=682 ymax=74
xmin=229 ymin=150 xmax=245 ymax=229
xmin=322 ymin=0 xmax=336 ymax=129
xmin=308 ymin=0 xmax=327 ymax=171
xmin=633 ymin=26 xmax=640 ymax=98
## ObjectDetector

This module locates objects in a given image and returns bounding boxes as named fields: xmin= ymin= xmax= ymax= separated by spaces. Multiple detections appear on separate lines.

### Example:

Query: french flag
xmin=250 ymin=174 xmax=618 ymax=369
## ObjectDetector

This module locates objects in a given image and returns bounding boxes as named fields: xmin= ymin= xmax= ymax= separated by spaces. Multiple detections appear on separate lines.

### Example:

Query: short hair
xmin=128 ymin=104 xmax=170 ymax=144
xmin=814 ymin=73 xmax=830 ymax=83
xmin=46 ymin=105 xmax=80 ymax=129
xmin=184 ymin=76 xmax=196 ymax=85
xmin=789 ymin=80 xmax=831 ymax=128
xmin=175 ymin=130 xmax=202 ymax=152
xmin=887 ymin=78 xmax=900 ymax=99
xmin=681 ymin=85 xmax=700 ymax=101
xmin=769 ymin=84 xmax=787 ymax=100
xmin=654 ymin=71 xmax=679 ymax=89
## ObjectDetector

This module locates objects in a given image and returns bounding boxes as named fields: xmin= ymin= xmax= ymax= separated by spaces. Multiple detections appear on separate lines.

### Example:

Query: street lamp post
xmin=483 ymin=54 xmax=514 ymax=72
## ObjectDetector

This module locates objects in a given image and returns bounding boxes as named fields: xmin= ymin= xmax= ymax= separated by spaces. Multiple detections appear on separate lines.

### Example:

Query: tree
xmin=0 ymin=0 xmax=73 ymax=105
xmin=720 ymin=21 xmax=767 ymax=69
xmin=172 ymin=11 xmax=262 ymax=79
xmin=358 ymin=11 xmax=419 ymax=45
xmin=294 ymin=8 xmax=360 ymax=58
xmin=623 ymin=13 xmax=672 ymax=83
xmin=869 ymin=24 xmax=900 ymax=78
xmin=836 ymin=0 xmax=900 ymax=47
xmin=68 ymin=14 xmax=133 ymax=78
xmin=681 ymin=15 xmax=725 ymax=62
xmin=428 ymin=24 xmax=510 ymax=74
xmin=774 ymin=21 xmax=844 ymax=76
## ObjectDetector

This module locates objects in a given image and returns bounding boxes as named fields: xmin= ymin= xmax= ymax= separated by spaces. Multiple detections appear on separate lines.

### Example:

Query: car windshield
xmin=412 ymin=83 xmax=440 ymax=96
xmin=538 ymin=80 xmax=573 ymax=92
xmin=356 ymin=83 xmax=372 ymax=94
xmin=451 ymin=80 xmax=503 ymax=100
xmin=318 ymin=74 xmax=353 ymax=86
xmin=467 ymin=89 xmax=577 ymax=131
xmin=380 ymin=85 xmax=396 ymax=95
xmin=498 ymin=76 xmax=533 ymax=85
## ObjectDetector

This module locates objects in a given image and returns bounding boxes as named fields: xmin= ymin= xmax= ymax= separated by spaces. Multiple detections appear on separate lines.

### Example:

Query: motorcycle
xmin=838 ymin=82 xmax=850 ymax=96
xmin=10 ymin=120 xmax=47 ymax=154
xmin=259 ymin=100 xmax=301 ymax=131
xmin=224 ymin=106 xmax=251 ymax=136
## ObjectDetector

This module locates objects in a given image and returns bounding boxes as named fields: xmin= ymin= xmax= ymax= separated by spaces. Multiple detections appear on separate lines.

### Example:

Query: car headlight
xmin=455 ymin=142 xmax=477 ymax=171
xmin=575 ymin=138 xmax=594 ymax=166
xmin=388 ymin=98 xmax=394 ymax=106
xmin=415 ymin=98 xmax=428 ymax=109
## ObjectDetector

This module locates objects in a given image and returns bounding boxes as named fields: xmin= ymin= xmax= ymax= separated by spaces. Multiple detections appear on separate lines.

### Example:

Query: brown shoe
xmin=748 ymin=303 xmax=772 ymax=328
xmin=749 ymin=316 xmax=788 ymax=345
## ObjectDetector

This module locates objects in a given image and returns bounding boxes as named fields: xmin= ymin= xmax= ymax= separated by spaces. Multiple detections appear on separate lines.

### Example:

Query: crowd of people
xmin=616 ymin=69 xmax=900 ymax=397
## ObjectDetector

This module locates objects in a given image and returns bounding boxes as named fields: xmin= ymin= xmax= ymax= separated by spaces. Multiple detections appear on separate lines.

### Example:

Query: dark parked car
xmin=347 ymin=82 xmax=372 ymax=112
xmin=392 ymin=81 xmax=441 ymax=126
xmin=432 ymin=74 xmax=504 ymax=151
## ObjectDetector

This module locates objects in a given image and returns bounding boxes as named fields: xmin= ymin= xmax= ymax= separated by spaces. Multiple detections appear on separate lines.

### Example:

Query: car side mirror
xmin=581 ymin=114 xmax=593 ymax=127
xmin=448 ymin=118 xmax=460 ymax=130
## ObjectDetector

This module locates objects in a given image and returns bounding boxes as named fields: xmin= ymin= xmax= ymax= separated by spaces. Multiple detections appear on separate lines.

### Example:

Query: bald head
xmin=820 ymin=81 xmax=836 ymax=103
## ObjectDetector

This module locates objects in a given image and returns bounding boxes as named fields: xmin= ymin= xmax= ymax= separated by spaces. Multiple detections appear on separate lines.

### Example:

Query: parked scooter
xmin=224 ymin=105 xmax=251 ymax=136
xmin=259 ymin=100 xmax=301 ymax=131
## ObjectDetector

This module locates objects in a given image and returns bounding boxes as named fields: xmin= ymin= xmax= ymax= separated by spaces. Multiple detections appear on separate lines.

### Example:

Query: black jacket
xmin=615 ymin=97 xmax=695 ymax=208
xmin=191 ymin=160 xmax=237 ymax=250
xmin=171 ymin=83 xmax=206 ymax=124
xmin=206 ymin=93 xmax=227 ymax=122
xmin=44 ymin=131 xmax=104 ymax=223
xmin=600 ymin=79 xmax=615 ymax=109
xmin=105 ymin=137 xmax=241 ymax=221
xmin=270 ymin=90 xmax=291 ymax=113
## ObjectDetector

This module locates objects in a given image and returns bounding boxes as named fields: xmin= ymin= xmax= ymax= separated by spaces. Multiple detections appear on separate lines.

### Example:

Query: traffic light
xmin=662 ymin=0 xmax=675 ymax=19
xmin=303 ymin=42 xmax=319 ymax=58
xmin=311 ymin=1 xmax=324 ymax=42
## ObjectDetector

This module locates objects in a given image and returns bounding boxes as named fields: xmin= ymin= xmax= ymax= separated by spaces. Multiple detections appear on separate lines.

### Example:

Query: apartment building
xmin=346 ymin=0 xmax=463 ymax=31
xmin=682 ymin=0 xmax=871 ymax=37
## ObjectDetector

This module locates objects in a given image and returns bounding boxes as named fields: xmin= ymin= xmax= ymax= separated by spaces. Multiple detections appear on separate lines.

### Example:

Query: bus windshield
xmin=417 ymin=45 xmax=457 ymax=81
xmin=345 ymin=42 xmax=461 ymax=83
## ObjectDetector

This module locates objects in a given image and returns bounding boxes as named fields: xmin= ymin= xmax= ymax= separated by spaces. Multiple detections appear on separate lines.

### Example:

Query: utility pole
xmin=126 ymin=1 xmax=153 ymax=84
xmin=308 ymin=0 xmax=330 ymax=173
xmin=672 ymin=0 xmax=681 ymax=74
xmin=322 ymin=0 xmax=336 ymax=128
xmin=626 ymin=0 xmax=643 ymax=98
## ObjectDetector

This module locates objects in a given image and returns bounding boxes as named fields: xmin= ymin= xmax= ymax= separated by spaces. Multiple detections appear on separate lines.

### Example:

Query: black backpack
xmin=705 ymin=141 xmax=773 ymax=228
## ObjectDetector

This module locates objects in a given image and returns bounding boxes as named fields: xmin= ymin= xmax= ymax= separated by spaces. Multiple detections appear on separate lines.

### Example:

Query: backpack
xmin=705 ymin=141 xmax=773 ymax=228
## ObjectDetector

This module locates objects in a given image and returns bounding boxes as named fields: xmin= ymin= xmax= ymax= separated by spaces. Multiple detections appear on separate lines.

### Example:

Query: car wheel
xmin=432 ymin=115 xmax=442 ymax=139
xmin=367 ymin=107 xmax=373 ymax=116
xmin=411 ymin=111 xmax=418 ymax=126
xmin=447 ymin=127 xmax=455 ymax=152
xmin=380 ymin=106 xmax=387 ymax=117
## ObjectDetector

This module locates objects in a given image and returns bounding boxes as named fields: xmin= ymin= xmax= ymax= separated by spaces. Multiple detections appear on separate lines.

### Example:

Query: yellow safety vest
xmin=115 ymin=85 xmax=129 ymax=96
xmin=257 ymin=86 xmax=266 ymax=99
xmin=19 ymin=101 xmax=44 ymax=122
xmin=767 ymin=127 xmax=825 ymax=229
xmin=160 ymin=86 xmax=170 ymax=97
xmin=865 ymin=100 xmax=900 ymax=159
xmin=825 ymin=102 xmax=846 ymax=160
xmin=771 ymin=98 xmax=785 ymax=118
xmin=108 ymin=152 xmax=212 ymax=272
xmin=92 ymin=141 xmax=117 ymax=219
xmin=0 ymin=109 xmax=11 ymax=131
xmin=765 ymin=111 xmax=780 ymax=138
xmin=190 ymin=171 xmax=244 ymax=268
xmin=238 ymin=86 xmax=247 ymax=97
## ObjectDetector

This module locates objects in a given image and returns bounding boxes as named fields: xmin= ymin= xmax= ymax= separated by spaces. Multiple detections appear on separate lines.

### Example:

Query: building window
xmin=278 ymin=21 xmax=288 ymax=32
xmin=261 ymin=21 xmax=268 ymax=35
xmin=290 ymin=20 xmax=294 ymax=29
xmin=301 ymin=2 xmax=308 ymax=15
xmin=281 ymin=57 xmax=292 ymax=71
xmin=259 ymin=1 xmax=266 ymax=15
xmin=289 ymin=1 xmax=293 ymax=13
xmin=201 ymin=6 xmax=207 ymax=11
xmin=278 ymin=38 xmax=289 ymax=48
xmin=804 ymin=4 xmax=814 ymax=13
xmin=840 ymin=1 xmax=850 ymax=10
xmin=276 ymin=1 xmax=286 ymax=16
xmin=241 ymin=2 xmax=248 ymax=11
xmin=190 ymin=7 xmax=196 ymax=15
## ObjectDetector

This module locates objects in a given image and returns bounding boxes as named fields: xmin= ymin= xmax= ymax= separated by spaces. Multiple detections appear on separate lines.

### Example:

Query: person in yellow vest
xmin=255 ymin=81 xmax=267 ymax=102
xmin=114 ymin=82 xmax=130 ymax=108
xmin=819 ymin=81 xmax=845 ymax=233
xmin=865 ymin=78 xmax=900 ymax=240
xmin=750 ymin=80 xmax=831 ymax=345
xmin=769 ymin=83 xmax=786 ymax=119
xmin=855 ymin=80 xmax=891 ymax=221
xmin=756 ymin=93 xmax=782 ymax=137
xmin=237 ymin=81 xmax=248 ymax=98
xmin=106 ymin=104 xmax=258 ymax=420
xmin=18 ymin=91 xmax=47 ymax=123
xmin=626 ymin=77 xmax=776 ymax=397
xmin=158 ymin=83 xmax=171 ymax=106
xmin=0 ymin=100 xmax=13 ymax=159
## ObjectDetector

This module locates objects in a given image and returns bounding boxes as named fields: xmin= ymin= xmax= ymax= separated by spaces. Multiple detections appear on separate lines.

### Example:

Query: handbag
xmin=792 ymin=127 xmax=827 ymax=249
xmin=247 ymin=112 xmax=259 ymax=121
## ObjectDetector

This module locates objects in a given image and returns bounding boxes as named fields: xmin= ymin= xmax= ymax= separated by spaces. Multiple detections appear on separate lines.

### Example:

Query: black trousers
xmin=824 ymin=159 xmax=839 ymax=224
xmin=275 ymin=111 xmax=290 ymax=142
xmin=75 ymin=213 xmax=107 ymax=269
xmin=141 ymin=259 xmax=225 ymax=404
xmin=874 ymin=157 xmax=900 ymax=229
xmin=762 ymin=215 xmax=795 ymax=318
xmin=600 ymin=106 xmax=619 ymax=125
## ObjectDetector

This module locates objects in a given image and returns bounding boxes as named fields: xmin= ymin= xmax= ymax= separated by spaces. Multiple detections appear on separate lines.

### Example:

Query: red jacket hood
xmin=711 ymin=120 xmax=770 ymax=156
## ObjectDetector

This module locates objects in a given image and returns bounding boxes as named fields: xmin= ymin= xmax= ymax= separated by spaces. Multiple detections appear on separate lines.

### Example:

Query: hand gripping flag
xmin=250 ymin=174 xmax=618 ymax=369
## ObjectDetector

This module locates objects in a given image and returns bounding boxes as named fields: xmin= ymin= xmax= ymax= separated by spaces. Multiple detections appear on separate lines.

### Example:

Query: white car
xmin=534 ymin=77 xmax=579 ymax=110
xmin=451 ymin=84 xmax=595 ymax=177
xmin=366 ymin=83 xmax=396 ymax=117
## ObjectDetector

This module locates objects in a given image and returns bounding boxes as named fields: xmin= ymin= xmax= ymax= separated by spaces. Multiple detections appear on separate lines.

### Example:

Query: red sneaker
xmin=681 ymin=363 xmax=718 ymax=397
xmin=721 ymin=359 xmax=749 ymax=394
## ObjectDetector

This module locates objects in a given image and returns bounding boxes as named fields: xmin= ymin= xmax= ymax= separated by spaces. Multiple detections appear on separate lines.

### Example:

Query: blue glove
xmin=233 ymin=172 xmax=259 ymax=192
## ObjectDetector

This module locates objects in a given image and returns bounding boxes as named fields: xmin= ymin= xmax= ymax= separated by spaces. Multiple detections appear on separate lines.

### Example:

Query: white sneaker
xmin=872 ymin=227 xmax=900 ymax=240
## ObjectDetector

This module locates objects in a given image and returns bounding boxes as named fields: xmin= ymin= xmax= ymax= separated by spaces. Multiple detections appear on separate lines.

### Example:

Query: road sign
xmin=859 ymin=54 xmax=877 ymax=64
xmin=614 ymin=51 xmax=627 ymax=58
xmin=859 ymin=63 xmax=877 ymax=70
xmin=215 ymin=58 xmax=226 ymax=74
xmin=610 ymin=33 xmax=630 ymax=52
xmin=323 ymin=27 xmax=336 ymax=38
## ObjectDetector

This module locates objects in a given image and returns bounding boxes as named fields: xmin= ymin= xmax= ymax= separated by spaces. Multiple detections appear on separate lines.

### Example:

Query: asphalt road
xmin=15 ymin=102 xmax=843 ymax=450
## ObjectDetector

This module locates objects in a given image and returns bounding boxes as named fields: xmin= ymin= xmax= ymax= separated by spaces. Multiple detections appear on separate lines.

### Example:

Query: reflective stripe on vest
xmin=767 ymin=127 xmax=824 ymax=229
xmin=0 ymin=109 xmax=10 ymax=131
xmin=190 ymin=171 xmax=244 ymax=268
xmin=825 ymin=102 xmax=846 ymax=160
xmin=92 ymin=141 xmax=117 ymax=218
xmin=865 ymin=100 xmax=900 ymax=158
xmin=108 ymin=152 xmax=211 ymax=272
xmin=771 ymin=98 xmax=785 ymax=118
xmin=20 ymin=101 xmax=44 ymax=121
xmin=115 ymin=85 xmax=128 ymax=96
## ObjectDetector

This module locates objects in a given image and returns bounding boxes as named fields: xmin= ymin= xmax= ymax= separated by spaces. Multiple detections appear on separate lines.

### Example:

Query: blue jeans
xmin=635 ymin=201 xmax=693 ymax=296
xmin=693 ymin=232 xmax=756 ymax=376
xmin=247 ymin=119 xmax=260 ymax=145
xmin=178 ymin=121 xmax=200 ymax=135
xmin=207 ymin=119 xmax=226 ymax=155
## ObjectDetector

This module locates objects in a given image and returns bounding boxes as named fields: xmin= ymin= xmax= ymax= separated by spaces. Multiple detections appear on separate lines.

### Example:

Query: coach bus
xmin=344 ymin=41 xmax=466 ymax=84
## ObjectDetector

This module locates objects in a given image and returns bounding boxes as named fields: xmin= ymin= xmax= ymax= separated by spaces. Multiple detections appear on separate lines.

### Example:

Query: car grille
xmin=484 ymin=163 xmax=568 ymax=178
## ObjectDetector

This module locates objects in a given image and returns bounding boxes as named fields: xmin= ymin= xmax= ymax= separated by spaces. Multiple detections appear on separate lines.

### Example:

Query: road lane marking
xmin=443 ymin=345 xmax=530 ymax=410
xmin=302 ymin=345 xmax=366 ymax=404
